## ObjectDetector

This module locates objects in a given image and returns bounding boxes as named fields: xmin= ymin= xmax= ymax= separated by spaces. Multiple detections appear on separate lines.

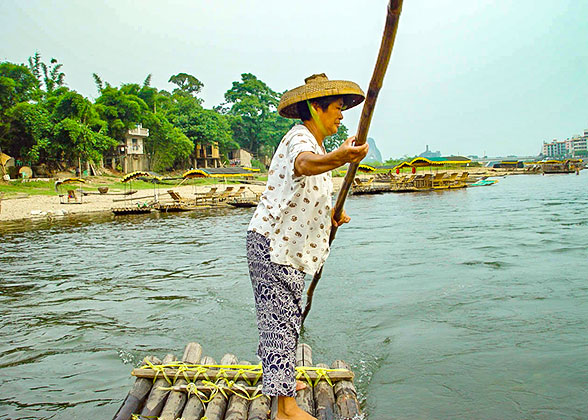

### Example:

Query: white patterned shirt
xmin=248 ymin=124 xmax=333 ymax=275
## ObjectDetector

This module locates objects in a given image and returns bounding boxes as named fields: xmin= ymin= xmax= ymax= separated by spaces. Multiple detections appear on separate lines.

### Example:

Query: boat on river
xmin=469 ymin=179 xmax=498 ymax=187
xmin=541 ymin=159 xmax=583 ymax=174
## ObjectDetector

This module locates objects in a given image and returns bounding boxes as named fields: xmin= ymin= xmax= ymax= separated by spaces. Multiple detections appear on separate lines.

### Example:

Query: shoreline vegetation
xmin=0 ymin=166 xmax=533 ymax=223
xmin=0 ymin=53 xmax=351 ymax=185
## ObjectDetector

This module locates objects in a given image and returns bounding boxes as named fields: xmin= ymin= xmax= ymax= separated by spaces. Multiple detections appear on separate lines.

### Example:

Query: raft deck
xmin=114 ymin=341 xmax=361 ymax=420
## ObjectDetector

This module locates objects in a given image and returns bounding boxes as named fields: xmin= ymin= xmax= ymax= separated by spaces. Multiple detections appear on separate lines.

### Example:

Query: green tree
xmin=166 ymin=94 xmax=236 ymax=158
xmin=0 ymin=62 xmax=40 ymax=145
xmin=142 ymin=112 xmax=193 ymax=171
xmin=0 ymin=62 xmax=39 ymax=108
xmin=323 ymin=123 xmax=349 ymax=152
xmin=168 ymin=72 xmax=204 ymax=98
xmin=27 ymin=52 xmax=66 ymax=94
xmin=221 ymin=73 xmax=291 ymax=157
xmin=94 ymin=86 xmax=147 ymax=141
xmin=4 ymin=102 xmax=52 ymax=162
xmin=52 ymin=118 xmax=117 ymax=164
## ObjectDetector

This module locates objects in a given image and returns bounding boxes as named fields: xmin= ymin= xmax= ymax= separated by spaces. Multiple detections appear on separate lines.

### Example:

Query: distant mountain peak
xmin=362 ymin=137 xmax=382 ymax=164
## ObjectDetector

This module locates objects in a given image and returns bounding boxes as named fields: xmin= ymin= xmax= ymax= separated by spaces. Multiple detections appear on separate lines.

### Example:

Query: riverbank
xmin=0 ymin=182 xmax=266 ymax=222
xmin=0 ymin=167 xmax=522 ymax=223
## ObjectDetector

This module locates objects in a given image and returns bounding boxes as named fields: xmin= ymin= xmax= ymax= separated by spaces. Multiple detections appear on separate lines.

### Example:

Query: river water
xmin=1 ymin=173 xmax=587 ymax=419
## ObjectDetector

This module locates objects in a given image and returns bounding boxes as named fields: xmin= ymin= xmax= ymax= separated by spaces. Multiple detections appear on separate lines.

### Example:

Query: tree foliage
xmin=222 ymin=73 xmax=291 ymax=156
xmin=0 ymin=54 xmax=301 ymax=172
xmin=4 ymin=102 xmax=52 ymax=162
xmin=27 ymin=52 xmax=66 ymax=93
xmin=166 ymin=94 xmax=236 ymax=157
xmin=94 ymin=86 xmax=147 ymax=141
xmin=324 ymin=123 xmax=349 ymax=153
xmin=168 ymin=72 xmax=203 ymax=97
xmin=0 ymin=62 xmax=39 ymax=108
xmin=52 ymin=118 xmax=117 ymax=163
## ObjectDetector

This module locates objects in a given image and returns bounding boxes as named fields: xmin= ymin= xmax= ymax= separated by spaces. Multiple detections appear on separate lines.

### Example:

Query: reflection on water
xmin=1 ymin=173 xmax=588 ymax=419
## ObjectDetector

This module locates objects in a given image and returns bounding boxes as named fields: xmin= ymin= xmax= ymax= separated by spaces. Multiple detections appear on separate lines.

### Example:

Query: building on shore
xmin=105 ymin=124 xmax=150 ymax=173
xmin=227 ymin=148 xmax=252 ymax=168
xmin=194 ymin=142 xmax=222 ymax=168
xmin=542 ymin=129 xmax=588 ymax=158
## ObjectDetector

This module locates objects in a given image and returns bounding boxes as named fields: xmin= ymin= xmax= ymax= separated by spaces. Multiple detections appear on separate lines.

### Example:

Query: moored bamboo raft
xmin=112 ymin=206 xmax=155 ymax=215
xmin=114 ymin=341 xmax=361 ymax=420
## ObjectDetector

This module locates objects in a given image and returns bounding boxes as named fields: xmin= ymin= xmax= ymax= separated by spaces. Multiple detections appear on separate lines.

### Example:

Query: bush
xmin=250 ymin=159 xmax=266 ymax=171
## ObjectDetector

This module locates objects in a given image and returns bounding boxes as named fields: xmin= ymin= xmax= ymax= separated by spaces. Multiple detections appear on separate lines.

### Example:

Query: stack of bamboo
xmin=113 ymin=341 xmax=362 ymax=420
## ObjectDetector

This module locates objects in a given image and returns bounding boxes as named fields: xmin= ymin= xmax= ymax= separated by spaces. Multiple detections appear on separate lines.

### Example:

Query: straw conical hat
xmin=278 ymin=73 xmax=365 ymax=119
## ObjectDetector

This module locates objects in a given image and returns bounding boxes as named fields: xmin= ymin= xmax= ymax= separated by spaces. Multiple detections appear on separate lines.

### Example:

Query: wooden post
xmin=140 ymin=353 xmax=177 ymax=417
xmin=295 ymin=343 xmax=315 ymax=416
xmin=181 ymin=355 xmax=216 ymax=420
xmin=203 ymin=353 xmax=239 ymax=420
xmin=112 ymin=356 xmax=160 ymax=420
xmin=159 ymin=342 xmax=203 ymax=420
xmin=313 ymin=363 xmax=338 ymax=420
xmin=224 ymin=359 xmax=252 ymax=420
xmin=332 ymin=360 xmax=361 ymax=419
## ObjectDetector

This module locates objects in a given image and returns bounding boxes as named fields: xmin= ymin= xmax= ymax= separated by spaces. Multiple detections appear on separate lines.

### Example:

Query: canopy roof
xmin=357 ymin=164 xmax=376 ymax=173
xmin=121 ymin=171 xmax=159 ymax=183
xmin=409 ymin=157 xmax=444 ymax=167
xmin=393 ymin=161 xmax=414 ymax=170
xmin=54 ymin=178 xmax=85 ymax=191
xmin=409 ymin=156 xmax=471 ymax=167
xmin=183 ymin=169 xmax=209 ymax=179
xmin=183 ymin=167 xmax=259 ymax=179
xmin=0 ymin=152 xmax=13 ymax=166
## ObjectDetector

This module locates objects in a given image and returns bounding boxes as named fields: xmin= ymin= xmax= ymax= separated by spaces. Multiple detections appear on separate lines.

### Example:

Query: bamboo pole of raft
xmin=181 ymin=355 xmax=216 ymax=420
xmin=159 ymin=342 xmax=203 ymax=420
xmin=301 ymin=0 xmax=405 ymax=326
xmin=140 ymin=353 xmax=177 ymax=417
xmin=332 ymin=360 xmax=361 ymax=419
xmin=313 ymin=363 xmax=338 ymax=420
xmin=295 ymin=343 xmax=315 ymax=415
xmin=113 ymin=355 xmax=161 ymax=420
xmin=203 ymin=353 xmax=239 ymax=420
xmin=247 ymin=389 xmax=270 ymax=420
xmin=224 ymin=359 xmax=252 ymax=420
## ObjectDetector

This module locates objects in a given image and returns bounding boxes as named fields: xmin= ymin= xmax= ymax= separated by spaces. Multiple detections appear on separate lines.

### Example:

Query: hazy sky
xmin=2 ymin=0 xmax=587 ymax=160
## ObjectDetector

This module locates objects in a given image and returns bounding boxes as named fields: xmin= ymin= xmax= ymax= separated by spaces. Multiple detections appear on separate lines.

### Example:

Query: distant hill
xmin=363 ymin=137 xmax=382 ymax=163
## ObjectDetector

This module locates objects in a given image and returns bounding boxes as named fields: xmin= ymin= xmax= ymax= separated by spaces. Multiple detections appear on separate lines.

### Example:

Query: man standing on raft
xmin=247 ymin=73 xmax=368 ymax=420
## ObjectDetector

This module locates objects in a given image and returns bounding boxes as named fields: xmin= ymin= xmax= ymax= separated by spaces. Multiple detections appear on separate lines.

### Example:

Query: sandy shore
xmin=0 ymin=183 xmax=267 ymax=223
xmin=0 ymin=168 xmax=511 ymax=223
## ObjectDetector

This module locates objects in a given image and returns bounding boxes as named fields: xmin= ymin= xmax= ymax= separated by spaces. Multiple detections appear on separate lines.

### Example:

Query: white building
xmin=542 ymin=139 xmax=568 ymax=157
xmin=542 ymin=129 xmax=588 ymax=157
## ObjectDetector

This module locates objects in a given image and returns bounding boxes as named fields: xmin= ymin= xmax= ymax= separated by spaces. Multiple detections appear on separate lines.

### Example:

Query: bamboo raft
xmin=114 ymin=342 xmax=361 ymax=420
xmin=112 ymin=206 xmax=155 ymax=215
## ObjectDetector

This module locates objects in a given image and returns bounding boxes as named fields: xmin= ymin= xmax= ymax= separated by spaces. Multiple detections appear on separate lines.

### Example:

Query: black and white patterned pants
xmin=246 ymin=230 xmax=306 ymax=397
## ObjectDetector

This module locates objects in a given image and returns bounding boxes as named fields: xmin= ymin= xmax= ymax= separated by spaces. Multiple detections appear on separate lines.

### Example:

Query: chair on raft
xmin=194 ymin=187 xmax=218 ymax=203
xmin=431 ymin=173 xmax=447 ymax=189
xmin=451 ymin=172 xmax=469 ymax=188
xmin=167 ymin=190 xmax=195 ymax=206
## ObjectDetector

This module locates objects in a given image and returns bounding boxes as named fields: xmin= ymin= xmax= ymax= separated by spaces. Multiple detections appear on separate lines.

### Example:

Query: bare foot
xmin=277 ymin=396 xmax=317 ymax=420
xmin=296 ymin=380 xmax=307 ymax=391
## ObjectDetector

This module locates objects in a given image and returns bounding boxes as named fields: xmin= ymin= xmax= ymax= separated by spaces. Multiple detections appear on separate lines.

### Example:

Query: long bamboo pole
xmin=301 ymin=0 xmax=404 ymax=325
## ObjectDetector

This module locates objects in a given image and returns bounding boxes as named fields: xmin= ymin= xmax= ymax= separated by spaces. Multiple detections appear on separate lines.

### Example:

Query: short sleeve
xmin=287 ymin=133 xmax=316 ymax=177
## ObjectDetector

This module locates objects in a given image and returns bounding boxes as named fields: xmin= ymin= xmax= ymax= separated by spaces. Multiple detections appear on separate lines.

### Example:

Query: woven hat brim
xmin=278 ymin=80 xmax=365 ymax=119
